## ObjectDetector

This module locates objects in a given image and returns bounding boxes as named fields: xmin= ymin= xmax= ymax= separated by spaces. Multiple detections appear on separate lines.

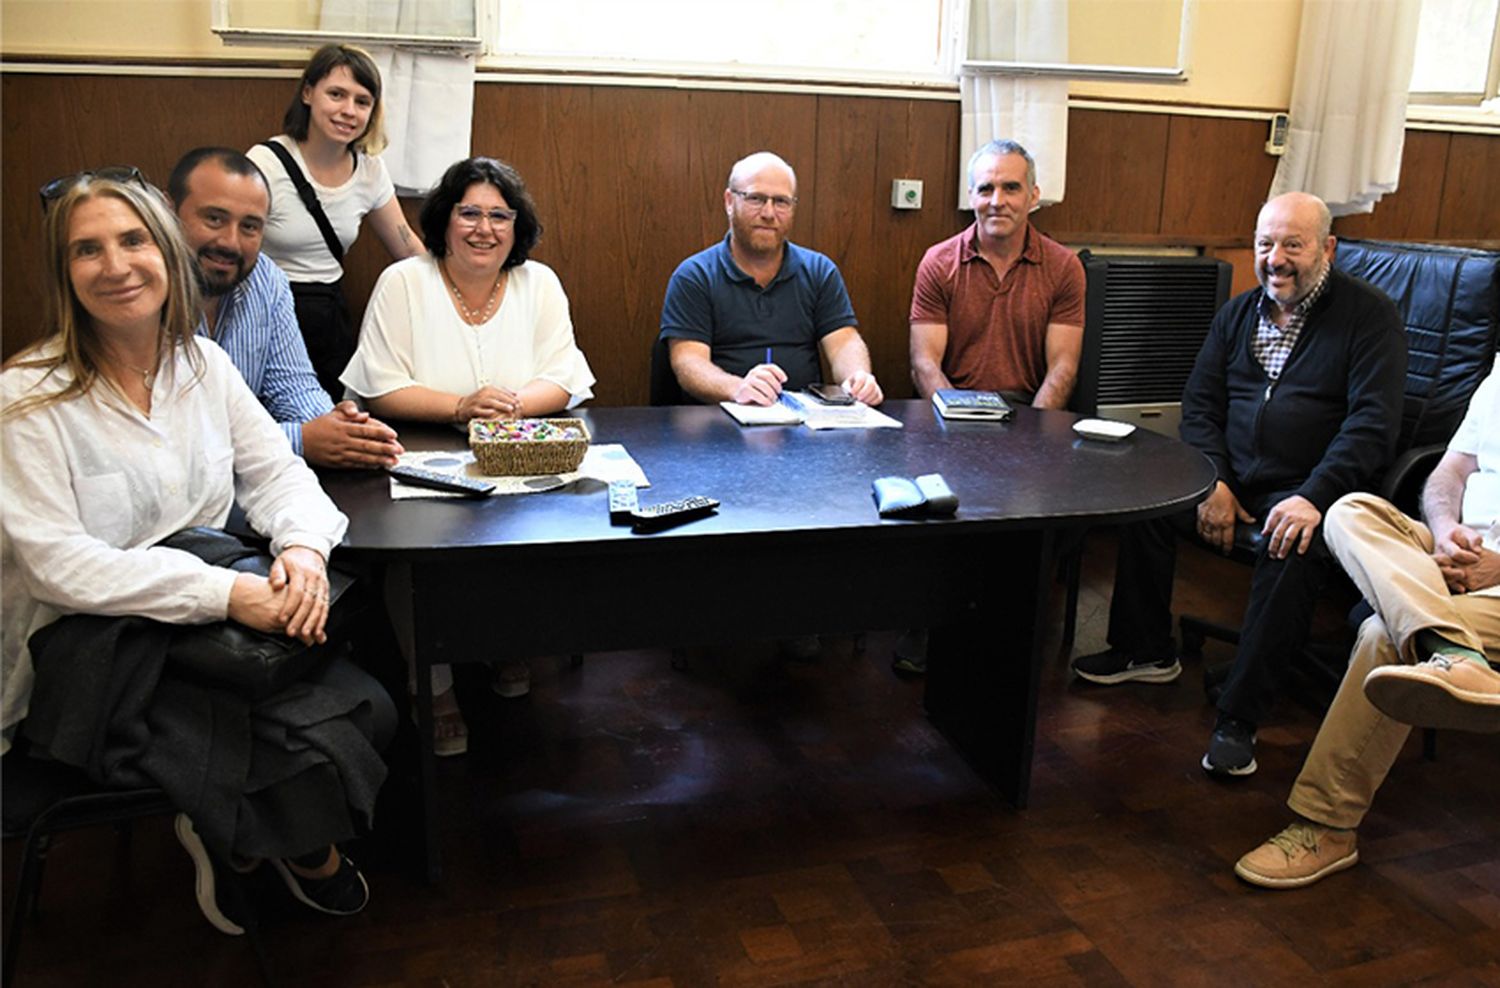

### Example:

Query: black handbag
xmin=158 ymin=528 xmax=357 ymax=699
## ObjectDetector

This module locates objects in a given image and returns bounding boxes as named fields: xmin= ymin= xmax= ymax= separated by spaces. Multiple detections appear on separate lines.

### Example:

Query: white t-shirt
xmin=340 ymin=255 xmax=596 ymax=406
xmin=0 ymin=337 xmax=348 ymax=747
xmin=247 ymin=135 xmax=396 ymax=284
xmin=1448 ymin=352 xmax=1500 ymax=549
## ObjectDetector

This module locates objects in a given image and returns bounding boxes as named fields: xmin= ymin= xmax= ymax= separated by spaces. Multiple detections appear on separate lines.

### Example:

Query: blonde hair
xmin=3 ymin=175 xmax=203 ymax=419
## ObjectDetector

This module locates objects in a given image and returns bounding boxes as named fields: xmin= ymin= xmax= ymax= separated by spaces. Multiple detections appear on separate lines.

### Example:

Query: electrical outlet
xmin=891 ymin=179 xmax=923 ymax=210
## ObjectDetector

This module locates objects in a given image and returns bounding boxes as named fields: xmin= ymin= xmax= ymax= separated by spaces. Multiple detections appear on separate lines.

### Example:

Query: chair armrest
xmin=1380 ymin=444 xmax=1446 ymax=514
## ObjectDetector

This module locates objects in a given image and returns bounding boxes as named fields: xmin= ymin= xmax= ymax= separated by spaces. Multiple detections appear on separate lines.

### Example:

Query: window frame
xmin=961 ymin=0 xmax=1194 ymax=84
xmin=1408 ymin=0 xmax=1500 ymax=107
xmin=479 ymin=0 xmax=958 ymax=90
xmin=209 ymin=0 xmax=487 ymax=54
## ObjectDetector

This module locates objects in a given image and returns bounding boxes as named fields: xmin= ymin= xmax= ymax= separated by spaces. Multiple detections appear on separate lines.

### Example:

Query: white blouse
xmin=0 ymin=337 xmax=349 ymax=747
xmin=246 ymin=136 xmax=396 ymax=284
xmin=340 ymin=255 xmax=596 ymax=406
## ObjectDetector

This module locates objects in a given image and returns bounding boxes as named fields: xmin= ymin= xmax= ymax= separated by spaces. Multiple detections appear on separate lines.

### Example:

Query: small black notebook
xmin=931 ymin=389 xmax=1013 ymax=421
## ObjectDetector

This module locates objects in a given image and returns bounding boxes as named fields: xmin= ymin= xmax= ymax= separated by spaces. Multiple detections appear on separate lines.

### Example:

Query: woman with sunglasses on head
xmin=2 ymin=172 xmax=394 ymax=935
xmin=341 ymin=156 xmax=595 ymax=755
xmin=247 ymin=43 xmax=425 ymax=403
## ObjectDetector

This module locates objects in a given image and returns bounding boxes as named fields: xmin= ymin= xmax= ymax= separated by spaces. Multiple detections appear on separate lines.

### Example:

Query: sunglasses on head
xmin=38 ymin=166 xmax=148 ymax=214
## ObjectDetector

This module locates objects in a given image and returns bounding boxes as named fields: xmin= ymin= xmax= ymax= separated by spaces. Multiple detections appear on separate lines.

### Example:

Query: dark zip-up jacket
xmin=1179 ymin=268 xmax=1406 ymax=512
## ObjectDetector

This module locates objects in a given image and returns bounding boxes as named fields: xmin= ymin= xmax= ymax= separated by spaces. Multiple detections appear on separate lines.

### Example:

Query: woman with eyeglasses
xmin=2 ymin=172 xmax=393 ymax=935
xmin=341 ymin=156 xmax=596 ymax=754
xmin=247 ymin=43 xmax=425 ymax=403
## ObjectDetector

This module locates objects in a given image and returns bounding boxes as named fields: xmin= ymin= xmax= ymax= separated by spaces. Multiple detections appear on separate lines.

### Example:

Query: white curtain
xmin=319 ymin=1 xmax=477 ymax=195
xmin=1269 ymin=0 xmax=1421 ymax=217
xmin=954 ymin=0 xmax=1070 ymax=208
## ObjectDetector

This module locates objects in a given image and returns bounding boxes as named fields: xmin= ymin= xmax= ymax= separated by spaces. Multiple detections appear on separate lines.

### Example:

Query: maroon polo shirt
xmin=910 ymin=223 xmax=1085 ymax=396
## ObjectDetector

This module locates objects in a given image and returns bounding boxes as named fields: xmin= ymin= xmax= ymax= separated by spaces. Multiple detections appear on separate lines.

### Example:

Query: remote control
xmin=388 ymin=464 xmax=495 ymax=497
xmin=914 ymin=473 xmax=959 ymax=515
xmin=608 ymin=479 xmax=640 ymax=524
xmin=631 ymin=495 xmax=720 ymax=533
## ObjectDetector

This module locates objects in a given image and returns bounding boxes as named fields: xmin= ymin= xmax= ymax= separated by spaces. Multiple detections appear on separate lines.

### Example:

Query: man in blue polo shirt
xmin=168 ymin=147 xmax=403 ymax=468
xmin=660 ymin=151 xmax=883 ymax=406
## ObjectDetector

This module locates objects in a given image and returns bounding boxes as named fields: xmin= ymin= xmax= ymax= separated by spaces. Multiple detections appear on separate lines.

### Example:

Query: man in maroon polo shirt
xmin=897 ymin=140 xmax=1087 ymax=676
xmin=909 ymin=139 xmax=1085 ymax=409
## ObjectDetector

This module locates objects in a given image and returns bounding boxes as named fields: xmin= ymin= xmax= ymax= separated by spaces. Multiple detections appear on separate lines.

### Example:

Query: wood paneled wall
xmin=4 ymin=74 xmax=1498 ymax=405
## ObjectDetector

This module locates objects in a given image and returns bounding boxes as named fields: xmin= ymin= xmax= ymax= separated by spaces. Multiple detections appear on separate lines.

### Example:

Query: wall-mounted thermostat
xmin=892 ymin=178 xmax=923 ymax=210
xmin=1266 ymin=113 xmax=1290 ymax=156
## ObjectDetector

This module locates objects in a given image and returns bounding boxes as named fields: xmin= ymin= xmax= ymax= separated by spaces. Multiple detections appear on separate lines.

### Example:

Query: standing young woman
xmin=248 ymin=43 xmax=425 ymax=402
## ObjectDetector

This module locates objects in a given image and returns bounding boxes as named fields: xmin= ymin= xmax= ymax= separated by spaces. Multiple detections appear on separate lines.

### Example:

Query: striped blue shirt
xmin=195 ymin=256 xmax=332 ymax=455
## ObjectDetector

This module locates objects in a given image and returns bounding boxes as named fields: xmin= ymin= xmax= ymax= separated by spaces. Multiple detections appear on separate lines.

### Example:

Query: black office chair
xmin=1178 ymin=239 xmax=1500 ymax=698
xmin=2 ymin=750 xmax=273 ymax=986
xmin=649 ymin=334 xmax=688 ymax=407
xmin=1056 ymin=313 xmax=1099 ymax=654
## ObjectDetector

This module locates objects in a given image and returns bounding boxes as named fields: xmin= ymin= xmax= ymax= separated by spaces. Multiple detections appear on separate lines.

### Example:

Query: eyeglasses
xmin=39 ymin=166 xmax=148 ymax=213
xmin=729 ymin=189 xmax=798 ymax=213
xmin=453 ymin=205 xmax=518 ymax=228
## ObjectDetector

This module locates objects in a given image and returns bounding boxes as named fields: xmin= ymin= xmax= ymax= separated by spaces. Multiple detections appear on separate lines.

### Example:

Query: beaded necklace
xmin=441 ymin=261 xmax=505 ymax=325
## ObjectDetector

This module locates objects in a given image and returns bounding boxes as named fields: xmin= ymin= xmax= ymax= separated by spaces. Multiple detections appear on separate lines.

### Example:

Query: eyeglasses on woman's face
xmin=453 ymin=204 xmax=517 ymax=229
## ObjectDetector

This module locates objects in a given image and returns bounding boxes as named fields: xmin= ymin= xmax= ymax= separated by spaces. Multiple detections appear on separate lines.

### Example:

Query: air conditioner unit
xmin=1075 ymin=253 xmax=1232 ymax=437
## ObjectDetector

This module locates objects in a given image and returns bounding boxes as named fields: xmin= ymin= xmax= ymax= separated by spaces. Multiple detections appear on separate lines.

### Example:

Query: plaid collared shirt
xmin=1253 ymin=266 xmax=1330 ymax=380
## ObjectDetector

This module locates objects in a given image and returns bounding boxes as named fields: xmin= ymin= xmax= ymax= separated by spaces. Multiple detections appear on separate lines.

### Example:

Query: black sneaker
xmin=1202 ymin=713 xmax=1258 ymax=776
xmin=174 ymin=813 xmax=247 ymax=936
xmin=1071 ymin=647 xmax=1181 ymax=685
xmin=272 ymin=850 xmax=370 ymax=916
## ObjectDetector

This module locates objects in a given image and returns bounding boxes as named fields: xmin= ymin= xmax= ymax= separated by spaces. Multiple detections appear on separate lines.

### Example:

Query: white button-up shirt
xmin=1451 ymin=353 xmax=1500 ymax=563
xmin=1 ymin=336 xmax=348 ymax=748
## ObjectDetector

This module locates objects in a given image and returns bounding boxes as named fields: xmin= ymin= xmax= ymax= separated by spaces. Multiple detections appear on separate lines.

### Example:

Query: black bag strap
xmin=257 ymin=140 xmax=344 ymax=264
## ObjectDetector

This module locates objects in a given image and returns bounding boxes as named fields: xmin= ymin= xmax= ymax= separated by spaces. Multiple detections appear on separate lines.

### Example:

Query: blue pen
xmin=765 ymin=347 xmax=773 ymax=366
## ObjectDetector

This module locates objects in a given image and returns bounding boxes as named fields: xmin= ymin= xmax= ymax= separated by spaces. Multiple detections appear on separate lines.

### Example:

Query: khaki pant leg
xmin=1290 ymin=493 xmax=1500 ymax=828
xmin=1323 ymin=492 xmax=1488 ymax=659
xmin=1288 ymin=615 xmax=1410 ymax=828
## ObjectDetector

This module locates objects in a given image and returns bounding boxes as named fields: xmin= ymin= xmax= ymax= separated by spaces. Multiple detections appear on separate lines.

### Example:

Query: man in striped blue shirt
xmin=168 ymin=148 xmax=402 ymax=469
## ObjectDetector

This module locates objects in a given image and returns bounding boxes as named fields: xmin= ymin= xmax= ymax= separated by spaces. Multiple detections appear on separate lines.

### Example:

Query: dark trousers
xmin=290 ymin=279 xmax=355 ymax=404
xmin=1106 ymin=489 xmax=1335 ymax=725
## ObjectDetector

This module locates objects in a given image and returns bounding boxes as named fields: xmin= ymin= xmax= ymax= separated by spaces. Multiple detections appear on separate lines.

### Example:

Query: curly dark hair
xmin=419 ymin=157 xmax=542 ymax=269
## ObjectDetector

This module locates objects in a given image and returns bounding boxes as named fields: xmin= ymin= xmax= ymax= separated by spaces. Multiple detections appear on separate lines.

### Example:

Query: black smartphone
xmin=806 ymin=383 xmax=855 ymax=405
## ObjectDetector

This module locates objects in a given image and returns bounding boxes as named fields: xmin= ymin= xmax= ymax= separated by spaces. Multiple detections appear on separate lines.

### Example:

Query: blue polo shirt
xmin=659 ymin=235 xmax=858 ymax=390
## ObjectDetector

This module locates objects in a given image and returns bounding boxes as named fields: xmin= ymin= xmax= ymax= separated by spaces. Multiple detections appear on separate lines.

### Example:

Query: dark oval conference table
xmin=318 ymin=399 xmax=1216 ymax=880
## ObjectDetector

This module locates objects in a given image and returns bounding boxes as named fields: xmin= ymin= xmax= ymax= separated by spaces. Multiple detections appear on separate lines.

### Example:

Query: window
xmin=1410 ymin=0 xmax=1500 ymax=106
xmin=212 ymin=0 xmax=482 ymax=52
xmin=489 ymin=0 xmax=952 ymax=87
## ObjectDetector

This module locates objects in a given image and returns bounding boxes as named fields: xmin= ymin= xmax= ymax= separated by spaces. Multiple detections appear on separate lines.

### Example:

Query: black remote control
xmin=608 ymin=479 xmax=640 ymax=524
xmin=388 ymin=465 xmax=495 ymax=497
xmin=631 ymin=495 xmax=720 ymax=532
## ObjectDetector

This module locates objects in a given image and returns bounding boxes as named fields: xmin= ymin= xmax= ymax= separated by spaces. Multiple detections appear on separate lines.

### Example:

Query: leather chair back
xmin=649 ymin=334 xmax=688 ymax=406
xmin=1334 ymin=239 xmax=1500 ymax=448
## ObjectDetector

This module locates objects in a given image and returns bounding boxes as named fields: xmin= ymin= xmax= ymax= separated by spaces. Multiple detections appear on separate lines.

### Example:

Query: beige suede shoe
xmin=1234 ymin=821 xmax=1358 ymax=889
xmin=1364 ymin=654 xmax=1500 ymax=733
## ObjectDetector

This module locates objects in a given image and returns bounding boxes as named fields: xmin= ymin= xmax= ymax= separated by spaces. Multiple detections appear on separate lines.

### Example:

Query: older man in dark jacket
xmin=1072 ymin=192 xmax=1407 ymax=777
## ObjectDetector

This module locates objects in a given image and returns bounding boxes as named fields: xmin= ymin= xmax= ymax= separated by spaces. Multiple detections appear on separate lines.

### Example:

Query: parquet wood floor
xmin=5 ymin=532 xmax=1498 ymax=986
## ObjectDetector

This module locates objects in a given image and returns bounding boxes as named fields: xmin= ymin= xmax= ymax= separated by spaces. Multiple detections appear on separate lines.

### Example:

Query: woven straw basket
xmin=468 ymin=418 xmax=591 ymax=476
